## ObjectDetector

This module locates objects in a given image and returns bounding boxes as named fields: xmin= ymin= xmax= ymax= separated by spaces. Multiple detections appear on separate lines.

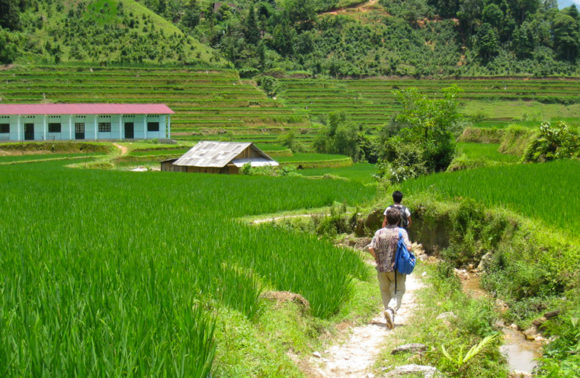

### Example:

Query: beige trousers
xmin=377 ymin=271 xmax=406 ymax=313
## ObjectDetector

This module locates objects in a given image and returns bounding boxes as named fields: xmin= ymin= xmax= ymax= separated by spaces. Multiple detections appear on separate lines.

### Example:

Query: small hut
xmin=161 ymin=141 xmax=278 ymax=174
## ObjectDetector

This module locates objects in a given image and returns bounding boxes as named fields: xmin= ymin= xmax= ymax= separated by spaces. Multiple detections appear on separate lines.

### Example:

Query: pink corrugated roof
xmin=0 ymin=104 xmax=174 ymax=115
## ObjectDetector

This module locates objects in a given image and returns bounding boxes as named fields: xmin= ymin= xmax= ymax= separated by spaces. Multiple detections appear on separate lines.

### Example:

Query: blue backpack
xmin=395 ymin=229 xmax=416 ymax=275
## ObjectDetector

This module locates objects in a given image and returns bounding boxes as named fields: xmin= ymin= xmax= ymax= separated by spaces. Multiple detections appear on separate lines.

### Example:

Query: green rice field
xmin=456 ymin=143 xmax=520 ymax=163
xmin=0 ymin=161 xmax=375 ymax=375
xmin=2 ymin=66 xmax=580 ymax=145
xmin=402 ymin=159 xmax=580 ymax=235
xmin=299 ymin=163 xmax=378 ymax=184
xmin=277 ymin=78 xmax=580 ymax=130
xmin=0 ymin=66 xmax=309 ymax=142
xmin=0 ymin=152 xmax=105 ymax=163
xmin=278 ymin=153 xmax=353 ymax=168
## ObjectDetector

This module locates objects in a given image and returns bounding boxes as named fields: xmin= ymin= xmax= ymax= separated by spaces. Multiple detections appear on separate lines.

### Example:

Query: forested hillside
xmin=136 ymin=0 xmax=579 ymax=76
xmin=0 ymin=0 xmax=226 ymax=65
xmin=1 ymin=0 xmax=579 ymax=75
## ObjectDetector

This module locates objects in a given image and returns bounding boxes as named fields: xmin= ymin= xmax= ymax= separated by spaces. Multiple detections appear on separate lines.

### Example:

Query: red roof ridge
xmin=0 ymin=103 xmax=174 ymax=115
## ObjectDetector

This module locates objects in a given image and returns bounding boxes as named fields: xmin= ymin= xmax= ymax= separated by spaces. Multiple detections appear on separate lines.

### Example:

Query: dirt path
xmin=250 ymin=214 xmax=326 ymax=225
xmin=250 ymin=214 xmax=426 ymax=376
xmin=307 ymin=273 xmax=424 ymax=377
xmin=113 ymin=143 xmax=128 ymax=156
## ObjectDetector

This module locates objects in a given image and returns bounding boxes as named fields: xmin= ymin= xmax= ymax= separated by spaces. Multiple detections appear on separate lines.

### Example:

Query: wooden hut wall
xmin=186 ymin=166 xmax=224 ymax=174
xmin=160 ymin=159 xmax=179 ymax=172
xmin=237 ymin=146 xmax=262 ymax=159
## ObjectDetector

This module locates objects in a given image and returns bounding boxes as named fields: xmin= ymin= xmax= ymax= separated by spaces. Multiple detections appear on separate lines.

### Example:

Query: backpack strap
xmin=395 ymin=230 xmax=402 ymax=294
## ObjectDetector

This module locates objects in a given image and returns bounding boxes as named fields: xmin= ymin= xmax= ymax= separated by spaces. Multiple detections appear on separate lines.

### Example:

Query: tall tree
xmin=0 ymin=0 xmax=20 ymax=30
xmin=474 ymin=23 xmax=499 ymax=61
xmin=245 ymin=4 xmax=260 ymax=44
xmin=553 ymin=12 xmax=580 ymax=62
xmin=0 ymin=27 xmax=19 ymax=63
xmin=182 ymin=0 xmax=200 ymax=30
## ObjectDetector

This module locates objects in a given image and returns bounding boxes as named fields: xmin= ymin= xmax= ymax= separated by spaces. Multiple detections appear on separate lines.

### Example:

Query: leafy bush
xmin=276 ymin=132 xmax=306 ymax=153
xmin=377 ymin=87 xmax=462 ymax=183
xmin=240 ymin=163 xmax=299 ymax=177
xmin=540 ymin=304 xmax=580 ymax=377
xmin=256 ymin=75 xmax=280 ymax=97
xmin=377 ymin=142 xmax=427 ymax=183
xmin=313 ymin=112 xmax=374 ymax=163
xmin=523 ymin=121 xmax=579 ymax=162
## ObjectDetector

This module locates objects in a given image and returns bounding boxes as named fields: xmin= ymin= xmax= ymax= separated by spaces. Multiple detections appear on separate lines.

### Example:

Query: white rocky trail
xmin=308 ymin=273 xmax=425 ymax=377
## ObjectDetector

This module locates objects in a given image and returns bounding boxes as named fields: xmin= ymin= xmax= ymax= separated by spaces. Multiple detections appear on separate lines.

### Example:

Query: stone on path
xmin=391 ymin=343 xmax=428 ymax=355
xmin=384 ymin=364 xmax=441 ymax=377
xmin=436 ymin=311 xmax=457 ymax=321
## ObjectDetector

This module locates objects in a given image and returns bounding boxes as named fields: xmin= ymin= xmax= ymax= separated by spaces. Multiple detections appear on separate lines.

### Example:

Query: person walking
xmin=369 ymin=207 xmax=412 ymax=329
xmin=382 ymin=190 xmax=411 ymax=229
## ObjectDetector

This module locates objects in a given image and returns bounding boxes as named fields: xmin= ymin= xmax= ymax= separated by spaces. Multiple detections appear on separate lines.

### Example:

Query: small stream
xmin=460 ymin=273 xmax=542 ymax=375
xmin=500 ymin=327 xmax=541 ymax=373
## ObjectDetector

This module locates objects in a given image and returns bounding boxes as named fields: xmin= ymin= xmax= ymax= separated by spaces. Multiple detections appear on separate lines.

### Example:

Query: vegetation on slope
xmin=0 ymin=66 xmax=310 ymax=141
xmin=400 ymin=192 xmax=579 ymax=376
xmin=0 ymin=0 xmax=226 ymax=65
xmin=2 ymin=0 xmax=579 ymax=75
xmin=137 ymin=0 xmax=580 ymax=77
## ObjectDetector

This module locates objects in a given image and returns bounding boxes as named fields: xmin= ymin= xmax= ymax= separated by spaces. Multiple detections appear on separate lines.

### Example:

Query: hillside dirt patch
xmin=319 ymin=0 xmax=388 ymax=17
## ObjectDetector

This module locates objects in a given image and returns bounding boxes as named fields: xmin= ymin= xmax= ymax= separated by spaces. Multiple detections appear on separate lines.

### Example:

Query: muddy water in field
xmin=460 ymin=273 xmax=541 ymax=374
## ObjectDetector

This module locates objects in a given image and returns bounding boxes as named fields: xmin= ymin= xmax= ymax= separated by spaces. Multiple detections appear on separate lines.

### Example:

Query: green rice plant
xmin=0 ymin=153 xmax=104 ymax=163
xmin=402 ymin=159 xmax=580 ymax=235
xmin=299 ymin=163 xmax=378 ymax=184
xmin=0 ymin=160 xmax=374 ymax=375
xmin=455 ymin=143 xmax=519 ymax=163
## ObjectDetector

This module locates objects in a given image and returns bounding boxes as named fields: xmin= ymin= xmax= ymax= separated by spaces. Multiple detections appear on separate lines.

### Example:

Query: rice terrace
xmin=1 ymin=0 xmax=580 ymax=376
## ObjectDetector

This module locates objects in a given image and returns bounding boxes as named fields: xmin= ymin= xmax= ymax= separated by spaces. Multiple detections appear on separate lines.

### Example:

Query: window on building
xmin=147 ymin=122 xmax=160 ymax=132
xmin=98 ymin=122 xmax=111 ymax=133
xmin=75 ymin=123 xmax=85 ymax=133
xmin=0 ymin=124 xmax=9 ymax=133
xmin=48 ymin=123 xmax=61 ymax=133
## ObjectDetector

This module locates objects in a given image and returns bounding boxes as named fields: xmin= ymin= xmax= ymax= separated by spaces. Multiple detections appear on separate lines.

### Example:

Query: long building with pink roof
xmin=0 ymin=104 xmax=174 ymax=142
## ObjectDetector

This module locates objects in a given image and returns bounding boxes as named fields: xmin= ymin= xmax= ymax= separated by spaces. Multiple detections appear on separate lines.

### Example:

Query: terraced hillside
xmin=277 ymin=78 xmax=580 ymax=129
xmin=0 ymin=66 xmax=310 ymax=143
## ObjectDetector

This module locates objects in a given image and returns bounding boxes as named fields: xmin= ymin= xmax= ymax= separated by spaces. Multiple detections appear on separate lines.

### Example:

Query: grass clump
xmin=538 ymin=303 xmax=580 ymax=377
xmin=497 ymin=125 xmax=537 ymax=156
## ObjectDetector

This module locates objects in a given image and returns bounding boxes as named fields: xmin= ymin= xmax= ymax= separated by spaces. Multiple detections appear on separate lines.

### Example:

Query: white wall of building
xmin=0 ymin=113 xmax=171 ymax=142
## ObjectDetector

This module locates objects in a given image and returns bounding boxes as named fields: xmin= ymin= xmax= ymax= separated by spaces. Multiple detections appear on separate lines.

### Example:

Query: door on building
xmin=24 ymin=123 xmax=34 ymax=140
xmin=75 ymin=123 xmax=85 ymax=140
xmin=124 ymin=122 xmax=134 ymax=139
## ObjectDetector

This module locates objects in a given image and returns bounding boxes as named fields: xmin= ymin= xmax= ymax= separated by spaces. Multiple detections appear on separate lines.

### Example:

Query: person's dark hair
xmin=386 ymin=207 xmax=401 ymax=226
xmin=392 ymin=190 xmax=403 ymax=204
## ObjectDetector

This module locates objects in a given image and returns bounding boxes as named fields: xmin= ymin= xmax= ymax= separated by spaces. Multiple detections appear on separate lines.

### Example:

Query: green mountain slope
xmin=140 ymin=0 xmax=580 ymax=77
xmin=1 ymin=0 xmax=228 ymax=66
xmin=0 ymin=65 xmax=310 ymax=142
